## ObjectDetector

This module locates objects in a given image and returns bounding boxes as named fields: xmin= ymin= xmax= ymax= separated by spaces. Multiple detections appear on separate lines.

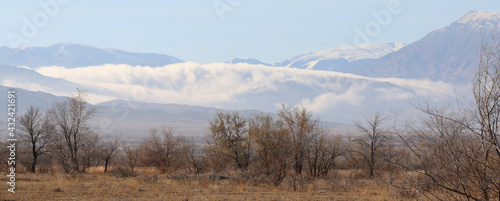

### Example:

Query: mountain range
xmin=345 ymin=11 xmax=500 ymax=81
xmin=274 ymin=42 xmax=405 ymax=71
xmin=1 ymin=11 xmax=499 ymax=138
xmin=228 ymin=11 xmax=499 ymax=82
xmin=0 ymin=43 xmax=183 ymax=68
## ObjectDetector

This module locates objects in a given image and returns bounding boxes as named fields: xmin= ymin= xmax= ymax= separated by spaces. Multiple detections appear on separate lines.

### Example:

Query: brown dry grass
xmin=0 ymin=168 xmax=405 ymax=201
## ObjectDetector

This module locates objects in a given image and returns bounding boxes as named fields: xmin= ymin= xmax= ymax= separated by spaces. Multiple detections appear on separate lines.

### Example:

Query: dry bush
xmin=207 ymin=111 xmax=251 ymax=169
xmin=285 ymin=174 xmax=313 ymax=192
xmin=327 ymin=169 xmax=369 ymax=192
xmin=207 ymin=172 xmax=230 ymax=182
xmin=135 ymin=174 xmax=159 ymax=184
xmin=85 ymin=166 xmax=105 ymax=174
xmin=177 ymin=136 xmax=209 ymax=174
xmin=140 ymin=126 xmax=182 ymax=173
xmin=111 ymin=166 xmax=137 ymax=178
xmin=37 ymin=164 xmax=57 ymax=174
xmin=248 ymin=113 xmax=291 ymax=186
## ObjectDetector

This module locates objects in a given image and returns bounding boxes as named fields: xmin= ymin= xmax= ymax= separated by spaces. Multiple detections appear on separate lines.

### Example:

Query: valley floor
xmin=0 ymin=168 xmax=405 ymax=201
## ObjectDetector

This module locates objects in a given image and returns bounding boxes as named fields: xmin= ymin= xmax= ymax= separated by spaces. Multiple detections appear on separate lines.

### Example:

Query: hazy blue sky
xmin=0 ymin=0 xmax=499 ymax=64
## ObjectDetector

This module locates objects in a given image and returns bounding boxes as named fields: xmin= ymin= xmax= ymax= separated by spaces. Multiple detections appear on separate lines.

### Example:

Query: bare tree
xmin=100 ymin=136 xmax=121 ymax=173
xmin=141 ymin=126 xmax=180 ymax=173
xmin=18 ymin=106 xmax=54 ymax=173
xmin=178 ymin=137 xmax=207 ymax=174
xmin=390 ymin=37 xmax=500 ymax=200
xmin=249 ymin=113 xmax=291 ymax=186
xmin=277 ymin=104 xmax=319 ymax=190
xmin=208 ymin=111 xmax=250 ymax=169
xmin=80 ymin=132 xmax=101 ymax=172
xmin=51 ymin=132 xmax=71 ymax=172
xmin=124 ymin=146 xmax=140 ymax=173
xmin=352 ymin=112 xmax=391 ymax=179
xmin=306 ymin=133 xmax=344 ymax=178
xmin=393 ymin=105 xmax=499 ymax=200
xmin=50 ymin=89 xmax=98 ymax=172
xmin=473 ymin=36 xmax=500 ymax=159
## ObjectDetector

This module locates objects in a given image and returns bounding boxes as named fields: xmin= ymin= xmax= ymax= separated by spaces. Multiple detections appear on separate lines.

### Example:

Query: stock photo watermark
xmin=213 ymin=0 xmax=243 ymax=21
xmin=6 ymin=90 xmax=17 ymax=193
xmin=339 ymin=0 xmax=413 ymax=49
xmin=98 ymin=75 xmax=159 ymax=135
xmin=7 ymin=0 xmax=70 ymax=48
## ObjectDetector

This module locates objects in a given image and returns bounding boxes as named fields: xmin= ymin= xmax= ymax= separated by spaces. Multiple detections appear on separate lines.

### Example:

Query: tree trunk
xmin=31 ymin=161 xmax=36 ymax=173
xmin=31 ymin=153 xmax=37 ymax=173
xmin=104 ymin=158 xmax=109 ymax=173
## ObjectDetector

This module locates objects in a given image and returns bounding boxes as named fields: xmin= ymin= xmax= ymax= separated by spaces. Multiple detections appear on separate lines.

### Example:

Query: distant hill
xmin=0 ymin=43 xmax=183 ymax=68
xmin=0 ymin=64 xmax=82 ymax=94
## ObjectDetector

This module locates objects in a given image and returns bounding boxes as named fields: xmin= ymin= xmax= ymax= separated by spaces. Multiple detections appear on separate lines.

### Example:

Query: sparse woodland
xmin=1 ymin=40 xmax=500 ymax=200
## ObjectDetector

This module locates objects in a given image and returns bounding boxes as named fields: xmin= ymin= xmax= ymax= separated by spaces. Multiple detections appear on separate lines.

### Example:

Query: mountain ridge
xmin=274 ymin=42 xmax=405 ymax=70
xmin=0 ymin=43 xmax=183 ymax=68
xmin=225 ymin=58 xmax=272 ymax=66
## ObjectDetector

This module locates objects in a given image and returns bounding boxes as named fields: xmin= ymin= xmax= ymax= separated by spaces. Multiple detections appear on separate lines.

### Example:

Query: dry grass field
xmin=0 ymin=167 xmax=406 ymax=201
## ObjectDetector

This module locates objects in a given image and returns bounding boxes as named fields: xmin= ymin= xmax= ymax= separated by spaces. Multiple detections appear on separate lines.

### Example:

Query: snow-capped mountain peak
xmin=457 ymin=11 xmax=500 ymax=24
xmin=225 ymin=58 xmax=271 ymax=66
xmin=275 ymin=42 xmax=404 ymax=70
xmin=311 ymin=42 xmax=405 ymax=62
xmin=45 ymin=42 xmax=80 ymax=48
xmin=340 ymin=11 xmax=500 ymax=81
xmin=454 ymin=11 xmax=500 ymax=30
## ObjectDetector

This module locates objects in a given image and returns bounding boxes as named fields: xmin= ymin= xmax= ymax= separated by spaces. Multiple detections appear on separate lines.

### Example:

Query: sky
xmin=0 ymin=0 xmax=499 ymax=64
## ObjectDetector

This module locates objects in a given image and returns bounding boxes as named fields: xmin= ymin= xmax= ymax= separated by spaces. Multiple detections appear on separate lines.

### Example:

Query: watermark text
xmin=7 ymin=90 xmax=17 ymax=193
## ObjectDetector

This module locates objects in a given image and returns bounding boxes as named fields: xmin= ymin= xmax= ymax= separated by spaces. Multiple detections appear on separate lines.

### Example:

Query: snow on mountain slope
xmin=0 ymin=43 xmax=183 ymax=68
xmin=275 ymin=42 xmax=405 ymax=70
xmin=225 ymin=58 xmax=271 ymax=66
xmin=35 ymin=62 xmax=456 ymax=123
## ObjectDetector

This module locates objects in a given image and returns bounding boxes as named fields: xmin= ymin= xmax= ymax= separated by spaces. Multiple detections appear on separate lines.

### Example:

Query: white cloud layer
xmin=34 ymin=62 xmax=457 ymax=121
